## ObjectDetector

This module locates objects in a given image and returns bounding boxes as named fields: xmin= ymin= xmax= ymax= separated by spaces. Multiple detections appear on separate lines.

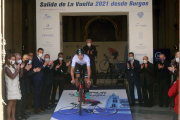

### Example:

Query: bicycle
xmin=59 ymin=76 xmax=117 ymax=116
xmin=99 ymin=54 xmax=123 ymax=71
xmin=70 ymin=75 xmax=90 ymax=115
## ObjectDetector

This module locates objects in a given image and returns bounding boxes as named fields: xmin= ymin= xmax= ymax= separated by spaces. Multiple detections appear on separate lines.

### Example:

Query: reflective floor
xmin=26 ymin=104 xmax=175 ymax=120
xmin=25 ymin=81 xmax=176 ymax=120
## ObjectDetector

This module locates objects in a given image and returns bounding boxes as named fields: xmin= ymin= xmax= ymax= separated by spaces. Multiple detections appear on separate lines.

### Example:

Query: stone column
xmin=12 ymin=0 xmax=22 ymax=54
xmin=5 ymin=0 xmax=13 ymax=53
xmin=27 ymin=0 xmax=36 ymax=54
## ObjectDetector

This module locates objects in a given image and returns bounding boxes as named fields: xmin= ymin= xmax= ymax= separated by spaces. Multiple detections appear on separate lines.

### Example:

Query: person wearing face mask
xmin=41 ymin=54 xmax=54 ymax=110
xmin=168 ymin=51 xmax=179 ymax=83
xmin=32 ymin=48 xmax=49 ymax=114
xmin=14 ymin=53 xmax=27 ymax=120
xmin=83 ymin=39 xmax=98 ymax=87
xmin=51 ymin=52 xmax=71 ymax=107
xmin=138 ymin=56 xmax=154 ymax=107
xmin=126 ymin=52 xmax=142 ymax=106
xmin=4 ymin=54 xmax=23 ymax=120
xmin=156 ymin=54 xmax=171 ymax=107
xmin=21 ymin=54 xmax=41 ymax=117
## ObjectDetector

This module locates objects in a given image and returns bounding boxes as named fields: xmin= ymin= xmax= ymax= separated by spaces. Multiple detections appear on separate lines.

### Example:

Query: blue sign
xmin=153 ymin=49 xmax=171 ymax=64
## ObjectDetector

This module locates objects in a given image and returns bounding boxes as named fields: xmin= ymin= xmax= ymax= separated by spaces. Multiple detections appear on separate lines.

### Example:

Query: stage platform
xmin=51 ymin=86 xmax=132 ymax=120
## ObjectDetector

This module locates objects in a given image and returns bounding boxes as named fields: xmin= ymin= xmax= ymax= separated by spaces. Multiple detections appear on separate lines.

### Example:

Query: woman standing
xmin=4 ymin=54 xmax=23 ymax=120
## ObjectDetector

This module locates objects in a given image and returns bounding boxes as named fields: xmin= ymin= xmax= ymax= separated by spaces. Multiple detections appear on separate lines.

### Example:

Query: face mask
xmin=45 ymin=58 xmax=50 ymax=61
xmin=25 ymin=60 xmax=29 ymax=64
xmin=28 ymin=60 xmax=32 ymax=64
xmin=160 ymin=58 xmax=164 ymax=62
xmin=176 ymin=58 xmax=179 ymax=62
xmin=39 ymin=53 xmax=43 ymax=58
xmin=59 ymin=58 xmax=63 ymax=60
xmin=87 ymin=43 xmax=91 ymax=47
xmin=10 ymin=60 xmax=15 ymax=65
xmin=129 ymin=57 xmax=133 ymax=61
xmin=143 ymin=60 xmax=147 ymax=64
xmin=17 ymin=59 xmax=22 ymax=64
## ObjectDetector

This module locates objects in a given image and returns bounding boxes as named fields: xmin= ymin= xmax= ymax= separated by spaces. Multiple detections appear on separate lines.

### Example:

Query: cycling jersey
xmin=71 ymin=54 xmax=90 ymax=67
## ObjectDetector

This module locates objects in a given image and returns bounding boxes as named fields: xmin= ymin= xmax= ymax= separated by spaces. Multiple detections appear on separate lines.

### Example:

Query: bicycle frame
xmin=78 ymin=77 xmax=85 ymax=102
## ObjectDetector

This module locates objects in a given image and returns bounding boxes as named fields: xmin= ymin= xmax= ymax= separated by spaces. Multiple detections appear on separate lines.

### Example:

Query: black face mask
xmin=25 ymin=60 xmax=29 ymax=65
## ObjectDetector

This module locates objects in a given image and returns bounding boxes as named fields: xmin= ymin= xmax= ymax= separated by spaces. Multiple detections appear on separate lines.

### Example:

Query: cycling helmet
xmin=76 ymin=49 xmax=84 ymax=55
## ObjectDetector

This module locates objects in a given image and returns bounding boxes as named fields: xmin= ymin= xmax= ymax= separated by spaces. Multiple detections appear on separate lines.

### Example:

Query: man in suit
xmin=139 ymin=56 xmax=154 ymax=107
xmin=41 ymin=54 xmax=54 ymax=110
xmin=32 ymin=48 xmax=49 ymax=114
xmin=168 ymin=51 xmax=179 ymax=83
xmin=156 ymin=54 xmax=170 ymax=107
xmin=83 ymin=39 xmax=98 ymax=87
xmin=126 ymin=52 xmax=142 ymax=106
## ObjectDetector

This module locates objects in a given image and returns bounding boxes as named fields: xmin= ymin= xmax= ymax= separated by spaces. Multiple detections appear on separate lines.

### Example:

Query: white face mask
xmin=143 ymin=60 xmax=147 ymax=64
xmin=45 ymin=58 xmax=50 ymax=61
xmin=87 ymin=43 xmax=91 ymax=47
xmin=59 ymin=58 xmax=63 ymax=60
xmin=39 ymin=53 xmax=43 ymax=58
xmin=17 ymin=59 xmax=22 ymax=64
xmin=28 ymin=60 xmax=32 ymax=64
xmin=10 ymin=60 xmax=15 ymax=65
xmin=176 ymin=58 xmax=179 ymax=62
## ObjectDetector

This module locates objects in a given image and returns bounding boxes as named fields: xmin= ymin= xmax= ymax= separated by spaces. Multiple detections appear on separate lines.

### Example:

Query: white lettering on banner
xmin=39 ymin=1 xmax=149 ymax=7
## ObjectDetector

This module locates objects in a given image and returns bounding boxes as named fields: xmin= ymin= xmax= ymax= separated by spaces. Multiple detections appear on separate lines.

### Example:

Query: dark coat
xmin=20 ymin=66 xmax=36 ymax=95
xmin=53 ymin=59 xmax=68 ymax=77
xmin=155 ymin=60 xmax=171 ymax=83
xmin=32 ymin=56 xmax=45 ymax=82
xmin=83 ymin=45 xmax=97 ymax=62
xmin=138 ymin=61 xmax=154 ymax=86
xmin=172 ymin=59 xmax=179 ymax=82
xmin=44 ymin=66 xmax=54 ymax=85
xmin=125 ymin=59 xmax=140 ymax=83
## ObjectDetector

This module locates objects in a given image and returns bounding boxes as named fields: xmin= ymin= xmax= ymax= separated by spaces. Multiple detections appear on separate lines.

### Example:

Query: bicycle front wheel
xmin=79 ymin=88 xmax=82 ymax=115
xmin=59 ymin=106 xmax=80 ymax=115
xmin=93 ymin=106 xmax=118 ymax=115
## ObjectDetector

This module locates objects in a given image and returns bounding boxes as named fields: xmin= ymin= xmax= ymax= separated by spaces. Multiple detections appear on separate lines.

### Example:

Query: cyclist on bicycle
xmin=71 ymin=49 xmax=91 ymax=99
xmin=107 ymin=47 xmax=118 ymax=60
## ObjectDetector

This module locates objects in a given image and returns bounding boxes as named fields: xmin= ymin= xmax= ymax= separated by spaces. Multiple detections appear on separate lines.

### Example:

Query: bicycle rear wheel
xmin=93 ymin=106 xmax=118 ymax=115
xmin=79 ymin=88 xmax=82 ymax=115
xmin=99 ymin=59 xmax=109 ymax=71
xmin=59 ymin=106 xmax=80 ymax=115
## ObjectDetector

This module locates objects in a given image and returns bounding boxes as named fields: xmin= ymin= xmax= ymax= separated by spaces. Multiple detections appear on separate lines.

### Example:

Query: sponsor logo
xmin=137 ymin=12 xmax=144 ymax=18
xmin=139 ymin=32 xmax=143 ymax=39
xmin=43 ymin=24 xmax=52 ymax=30
xmin=44 ymin=14 xmax=52 ymax=19
xmin=135 ymin=53 xmax=147 ymax=56
xmin=42 ymin=34 xmax=54 ymax=37
xmin=155 ymin=52 xmax=161 ymax=59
